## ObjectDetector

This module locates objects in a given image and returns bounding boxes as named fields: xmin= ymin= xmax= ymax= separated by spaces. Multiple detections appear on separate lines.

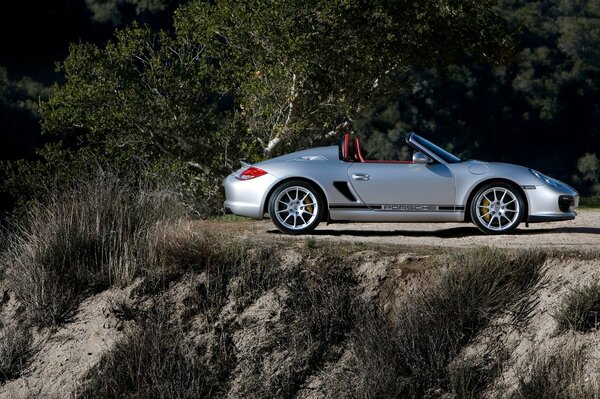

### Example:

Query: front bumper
xmin=223 ymin=173 xmax=278 ymax=219
xmin=524 ymin=183 xmax=579 ymax=223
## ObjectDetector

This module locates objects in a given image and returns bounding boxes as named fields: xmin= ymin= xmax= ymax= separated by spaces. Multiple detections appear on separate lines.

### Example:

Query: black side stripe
xmin=329 ymin=204 xmax=465 ymax=211
xmin=329 ymin=204 xmax=369 ymax=209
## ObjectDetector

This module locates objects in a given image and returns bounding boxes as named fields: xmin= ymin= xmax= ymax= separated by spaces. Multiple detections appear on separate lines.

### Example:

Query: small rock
xmin=102 ymin=322 xmax=111 ymax=329
xmin=87 ymin=352 xmax=92 ymax=356
xmin=116 ymin=320 xmax=124 ymax=331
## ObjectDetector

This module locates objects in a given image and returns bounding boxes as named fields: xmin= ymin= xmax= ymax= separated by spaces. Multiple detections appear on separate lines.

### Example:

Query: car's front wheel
xmin=470 ymin=183 xmax=524 ymax=234
xmin=269 ymin=181 xmax=324 ymax=235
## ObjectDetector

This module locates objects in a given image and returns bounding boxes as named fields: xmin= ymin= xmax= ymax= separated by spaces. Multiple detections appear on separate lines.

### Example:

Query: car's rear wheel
xmin=269 ymin=181 xmax=324 ymax=234
xmin=470 ymin=183 xmax=524 ymax=235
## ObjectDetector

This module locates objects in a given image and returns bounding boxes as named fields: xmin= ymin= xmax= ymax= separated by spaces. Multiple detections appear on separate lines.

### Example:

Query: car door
xmin=346 ymin=162 xmax=456 ymax=209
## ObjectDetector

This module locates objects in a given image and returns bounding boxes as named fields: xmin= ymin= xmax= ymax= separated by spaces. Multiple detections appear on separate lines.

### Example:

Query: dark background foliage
xmin=1 ymin=0 xmax=599 ymax=219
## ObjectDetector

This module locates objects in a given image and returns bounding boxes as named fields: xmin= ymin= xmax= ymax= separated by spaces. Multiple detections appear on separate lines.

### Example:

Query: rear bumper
xmin=223 ymin=173 xmax=278 ymax=219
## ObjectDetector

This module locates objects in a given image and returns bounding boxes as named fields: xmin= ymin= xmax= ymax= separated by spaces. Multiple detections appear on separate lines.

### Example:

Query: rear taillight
xmin=236 ymin=166 xmax=267 ymax=180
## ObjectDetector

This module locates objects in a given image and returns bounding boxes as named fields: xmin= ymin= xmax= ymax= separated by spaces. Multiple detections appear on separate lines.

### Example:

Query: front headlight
xmin=529 ymin=169 xmax=558 ymax=188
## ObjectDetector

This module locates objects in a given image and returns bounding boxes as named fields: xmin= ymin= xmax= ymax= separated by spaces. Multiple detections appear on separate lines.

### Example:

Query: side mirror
xmin=413 ymin=151 xmax=433 ymax=164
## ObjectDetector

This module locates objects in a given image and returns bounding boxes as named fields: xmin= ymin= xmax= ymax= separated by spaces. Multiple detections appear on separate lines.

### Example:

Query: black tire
xmin=268 ymin=180 xmax=325 ymax=235
xmin=470 ymin=182 xmax=525 ymax=235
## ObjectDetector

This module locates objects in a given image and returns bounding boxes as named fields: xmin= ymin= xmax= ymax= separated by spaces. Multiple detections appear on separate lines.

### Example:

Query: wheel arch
xmin=464 ymin=178 xmax=529 ymax=223
xmin=263 ymin=177 xmax=329 ymax=220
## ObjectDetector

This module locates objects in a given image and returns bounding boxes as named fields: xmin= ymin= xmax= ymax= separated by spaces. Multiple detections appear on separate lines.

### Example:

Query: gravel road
xmin=204 ymin=209 xmax=600 ymax=250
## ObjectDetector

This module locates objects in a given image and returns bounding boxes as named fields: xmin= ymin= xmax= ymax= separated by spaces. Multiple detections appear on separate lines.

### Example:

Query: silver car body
xmin=224 ymin=133 xmax=578 ymax=227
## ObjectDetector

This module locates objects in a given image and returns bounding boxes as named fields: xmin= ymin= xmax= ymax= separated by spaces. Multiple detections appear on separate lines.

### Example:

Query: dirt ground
xmin=202 ymin=209 xmax=600 ymax=250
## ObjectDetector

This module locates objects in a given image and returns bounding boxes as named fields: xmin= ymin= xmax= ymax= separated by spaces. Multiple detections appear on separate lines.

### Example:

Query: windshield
xmin=409 ymin=133 xmax=462 ymax=164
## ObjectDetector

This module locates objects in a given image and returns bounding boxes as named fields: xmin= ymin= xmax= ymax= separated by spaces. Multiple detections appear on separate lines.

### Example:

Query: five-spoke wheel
xmin=470 ymin=183 xmax=524 ymax=234
xmin=269 ymin=181 xmax=324 ymax=234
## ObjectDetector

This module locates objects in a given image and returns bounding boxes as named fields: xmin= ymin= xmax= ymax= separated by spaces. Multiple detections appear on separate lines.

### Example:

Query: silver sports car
xmin=224 ymin=133 xmax=578 ymax=235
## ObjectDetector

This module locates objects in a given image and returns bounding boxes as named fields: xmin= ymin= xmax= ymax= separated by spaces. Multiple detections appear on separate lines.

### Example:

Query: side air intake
xmin=333 ymin=181 xmax=357 ymax=202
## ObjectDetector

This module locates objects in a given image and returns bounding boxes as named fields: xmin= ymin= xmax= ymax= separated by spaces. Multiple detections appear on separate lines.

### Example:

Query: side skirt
xmin=329 ymin=206 xmax=465 ymax=223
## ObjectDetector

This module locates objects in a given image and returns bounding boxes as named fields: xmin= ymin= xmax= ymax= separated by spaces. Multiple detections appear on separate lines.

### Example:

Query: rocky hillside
xmin=1 ymin=224 xmax=600 ymax=398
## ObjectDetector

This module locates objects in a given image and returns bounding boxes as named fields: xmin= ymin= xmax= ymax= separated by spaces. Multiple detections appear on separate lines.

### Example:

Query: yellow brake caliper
xmin=304 ymin=197 xmax=314 ymax=214
xmin=482 ymin=198 xmax=491 ymax=222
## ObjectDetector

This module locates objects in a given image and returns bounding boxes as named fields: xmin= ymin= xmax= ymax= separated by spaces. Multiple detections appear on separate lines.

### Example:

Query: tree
xmin=40 ymin=25 xmax=247 ymax=214
xmin=38 ymin=0 xmax=513 ymax=215
xmin=176 ymin=0 xmax=512 ymax=155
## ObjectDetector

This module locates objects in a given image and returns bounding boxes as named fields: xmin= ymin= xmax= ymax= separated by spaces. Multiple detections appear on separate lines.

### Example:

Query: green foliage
xmin=574 ymin=153 xmax=600 ymax=198
xmin=38 ymin=24 xmax=255 ymax=215
xmin=43 ymin=25 xmax=238 ymax=170
xmin=85 ymin=0 xmax=177 ymax=25
xmin=0 ymin=67 xmax=51 ymax=175
xmin=177 ymin=0 xmax=512 ymax=155
xmin=17 ymin=0 xmax=513 ymax=217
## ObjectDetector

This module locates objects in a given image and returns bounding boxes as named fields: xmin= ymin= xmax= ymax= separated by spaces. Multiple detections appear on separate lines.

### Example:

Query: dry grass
xmin=0 ymin=321 xmax=33 ymax=383
xmin=554 ymin=282 xmax=600 ymax=332
xmin=449 ymin=350 xmax=507 ymax=399
xmin=512 ymin=342 xmax=599 ymax=399
xmin=1 ymin=184 xmax=565 ymax=399
xmin=81 ymin=304 xmax=214 ymax=398
xmin=1 ymin=173 xmax=184 ymax=326
xmin=342 ymin=248 xmax=546 ymax=398
xmin=82 ymin=245 xmax=548 ymax=399
xmin=233 ymin=263 xmax=357 ymax=398
xmin=85 ymin=239 xmax=283 ymax=399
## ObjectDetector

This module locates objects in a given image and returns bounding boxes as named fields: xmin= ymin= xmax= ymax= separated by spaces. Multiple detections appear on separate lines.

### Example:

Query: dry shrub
xmin=344 ymin=248 xmax=546 ymax=398
xmin=2 ymin=173 xmax=184 ymax=326
xmin=512 ymin=342 xmax=599 ymax=399
xmin=239 ymin=264 xmax=357 ymax=398
xmin=143 ymin=233 xmax=281 ymax=314
xmin=81 ymin=304 xmax=214 ymax=398
xmin=0 ymin=321 xmax=33 ymax=383
xmin=554 ymin=282 xmax=600 ymax=332
xmin=449 ymin=350 xmax=507 ymax=399
xmin=85 ymin=239 xmax=283 ymax=399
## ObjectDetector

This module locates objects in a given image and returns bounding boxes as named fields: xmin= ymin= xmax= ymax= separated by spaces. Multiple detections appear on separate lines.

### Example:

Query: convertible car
xmin=224 ymin=133 xmax=578 ymax=235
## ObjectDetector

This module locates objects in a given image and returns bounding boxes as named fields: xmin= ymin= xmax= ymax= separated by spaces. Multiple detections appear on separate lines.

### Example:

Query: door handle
xmin=352 ymin=173 xmax=370 ymax=181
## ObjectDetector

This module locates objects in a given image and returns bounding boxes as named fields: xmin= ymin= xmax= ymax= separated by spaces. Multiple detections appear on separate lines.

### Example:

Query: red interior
xmin=353 ymin=137 xmax=413 ymax=164
xmin=342 ymin=133 xmax=350 ymax=161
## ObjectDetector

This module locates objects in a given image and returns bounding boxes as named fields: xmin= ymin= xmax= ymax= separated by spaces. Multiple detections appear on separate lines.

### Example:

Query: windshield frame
xmin=407 ymin=133 xmax=462 ymax=164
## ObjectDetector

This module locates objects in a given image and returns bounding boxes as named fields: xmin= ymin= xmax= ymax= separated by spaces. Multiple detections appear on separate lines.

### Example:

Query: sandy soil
xmin=201 ymin=209 xmax=600 ymax=250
